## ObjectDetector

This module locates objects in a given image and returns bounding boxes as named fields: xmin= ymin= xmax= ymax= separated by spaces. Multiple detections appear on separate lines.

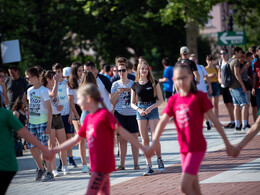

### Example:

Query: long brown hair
xmin=40 ymin=70 xmax=56 ymax=87
xmin=68 ymin=61 xmax=83 ymax=89
xmin=77 ymin=83 xmax=106 ymax=109
xmin=79 ymin=71 xmax=97 ymax=87
xmin=173 ymin=65 xmax=197 ymax=94
xmin=135 ymin=61 xmax=157 ymax=97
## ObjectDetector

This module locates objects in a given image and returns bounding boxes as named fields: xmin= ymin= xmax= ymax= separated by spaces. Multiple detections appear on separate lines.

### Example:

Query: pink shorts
xmin=180 ymin=151 xmax=206 ymax=175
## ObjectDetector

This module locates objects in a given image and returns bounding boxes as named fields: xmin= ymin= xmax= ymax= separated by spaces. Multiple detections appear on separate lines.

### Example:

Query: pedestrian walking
xmin=218 ymin=48 xmax=235 ymax=129
xmin=111 ymin=63 xmax=140 ymax=170
xmin=5 ymin=65 xmax=27 ymax=109
xmin=25 ymin=67 xmax=53 ymax=181
xmin=159 ymin=57 xmax=174 ymax=101
xmin=51 ymin=83 xmax=145 ymax=195
xmin=144 ymin=65 xmax=234 ymax=195
xmin=52 ymin=64 xmax=78 ymax=170
xmin=67 ymin=62 xmax=88 ymax=173
xmin=228 ymin=47 xmax=249 ymax=133
xmin=41 ymin=70 xmax=70 ymax=177
xmin=131 ymin=61 xmax=165 ymax=176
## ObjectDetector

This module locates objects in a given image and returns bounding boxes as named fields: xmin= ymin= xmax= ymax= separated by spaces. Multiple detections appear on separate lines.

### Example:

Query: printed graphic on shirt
xmin=87 ymin=124 xmax=95 ymax=148
xmin=121 ymin=91 xmax=131 ymax=108
xmin=175 ymin=104 xmax=189 ymax=129
xmin=29 ymin=91 xmax=41 ymax=116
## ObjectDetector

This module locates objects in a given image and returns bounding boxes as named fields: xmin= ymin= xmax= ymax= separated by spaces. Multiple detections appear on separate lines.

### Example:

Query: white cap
xmin=180 ymin=46 xmax=189 ymax=55
xmin=63 ymin=67 xmax=71 ymax=77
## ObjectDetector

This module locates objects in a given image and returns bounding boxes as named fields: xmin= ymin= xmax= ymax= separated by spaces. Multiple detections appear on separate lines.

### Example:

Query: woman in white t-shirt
xmin=41 ymin=70 xmax=70 ymax=176
xmin=67 ymin=62 xmax=89 ymax=173
xmin=111 ymin=63 xmax=140 ymax=170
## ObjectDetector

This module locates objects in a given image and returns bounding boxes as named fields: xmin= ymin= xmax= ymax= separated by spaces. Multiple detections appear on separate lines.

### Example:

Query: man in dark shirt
xmin=5 ymin=65 xmax=27 ymax=109
xmin=174 ymin=46 xmax=200 ymax=91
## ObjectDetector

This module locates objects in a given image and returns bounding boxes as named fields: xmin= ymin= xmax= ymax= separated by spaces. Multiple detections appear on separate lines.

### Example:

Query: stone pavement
xmin=6 ymin=98 xmax=260 ymax=195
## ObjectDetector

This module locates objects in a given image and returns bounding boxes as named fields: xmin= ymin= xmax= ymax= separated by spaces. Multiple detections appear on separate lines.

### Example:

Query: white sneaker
xmin=62 ymin=166 xmax=70 ymax=175
xmin=81 ymin=165 xmax=89 ymax=173
xmin=52 ymin=169 xmax=60 ymax=177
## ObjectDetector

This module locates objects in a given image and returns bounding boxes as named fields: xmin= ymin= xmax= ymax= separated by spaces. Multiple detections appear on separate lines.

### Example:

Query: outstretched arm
xmin=52 ymin=134 xmax=82 ymax=154
xmin=235 ymin=116 xmax=260 ymax=156
xmin=17 ymin=127 xmax=53 ymax=160
xmin=206 ymin=109 xmax=235 ymax=156
xmin=116 ymin=125 xmax=145 ymax=151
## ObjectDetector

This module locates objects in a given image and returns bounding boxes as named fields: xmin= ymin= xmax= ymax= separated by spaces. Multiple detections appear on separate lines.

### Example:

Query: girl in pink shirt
xmin=52 ymin=83 xmax=144 ymax=195
xmin=144 ymin=65 xmax=235 ymax=195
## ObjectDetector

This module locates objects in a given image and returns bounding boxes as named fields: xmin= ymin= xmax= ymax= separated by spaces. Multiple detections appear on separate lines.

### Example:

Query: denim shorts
xmin=27 ymin=122 xmax=49 ymax=148
xmin=136 ymin=103 xmax=159 ymax=120
xmin=229 ymin=88 xmax=249 ymax=106
xmin=207 ymin=82 xmax=220 ymax=97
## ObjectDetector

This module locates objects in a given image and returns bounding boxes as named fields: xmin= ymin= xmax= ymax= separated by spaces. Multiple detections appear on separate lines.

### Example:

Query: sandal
xmin=117 ymin=165 xmax=125 ymax=170
xmin=134 ymin=164 xmax=140 ymax=170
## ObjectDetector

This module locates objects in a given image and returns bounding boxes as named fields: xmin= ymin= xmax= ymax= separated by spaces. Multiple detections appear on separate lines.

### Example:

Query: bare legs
xmin=180 ymin=173 xmax=201 ymax=195
xmin=137 ymin=119 xmax=161 ymax=166
xmin=118 ymin=132 xmax=139 ymax=167
xmin=72 ymin=120 xmax=87 ymax=166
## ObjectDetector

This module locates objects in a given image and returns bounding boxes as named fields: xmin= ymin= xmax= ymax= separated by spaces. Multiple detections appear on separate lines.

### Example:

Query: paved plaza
xmin=6 ymin=99 xmax=260 ymax=195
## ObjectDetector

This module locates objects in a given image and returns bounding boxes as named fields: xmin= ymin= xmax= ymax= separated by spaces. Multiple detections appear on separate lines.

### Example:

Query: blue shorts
xmin=136 ymin=103 xmax=159 ymax=120
xmin=207 ymin=82 xmax=220 ymax=97
xmin=27 ymin=122 xmax=49 ymax=148
xmin=80 ymin=110 xmax=89 ymax=125
xmin=62 ymin=115 xmax=74 ymax=134
xmin=229 ymin=88 xmax=249 ymax=106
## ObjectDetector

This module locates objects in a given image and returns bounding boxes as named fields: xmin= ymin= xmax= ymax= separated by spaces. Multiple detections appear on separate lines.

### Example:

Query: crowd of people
xmin=0 ymin=45 xmax=260 ymax=195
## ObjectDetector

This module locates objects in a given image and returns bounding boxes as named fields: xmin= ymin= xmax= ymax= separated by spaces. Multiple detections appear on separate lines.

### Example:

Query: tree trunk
xmin=186 ymin=21 xmax=198 ymax=57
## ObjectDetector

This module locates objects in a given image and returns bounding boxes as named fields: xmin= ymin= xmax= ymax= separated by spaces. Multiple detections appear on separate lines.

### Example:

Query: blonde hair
xmin=77 ymin=83 xmax=106 ymax=109
xmin=135 ymin=61 xmax=157 ymax=97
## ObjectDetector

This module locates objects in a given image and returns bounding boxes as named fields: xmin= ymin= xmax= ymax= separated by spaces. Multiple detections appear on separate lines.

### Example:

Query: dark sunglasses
xmin=220 ymin=52 xmax=226 ymax=55
xmin=117 ymin=69 xmax=126 ymax=73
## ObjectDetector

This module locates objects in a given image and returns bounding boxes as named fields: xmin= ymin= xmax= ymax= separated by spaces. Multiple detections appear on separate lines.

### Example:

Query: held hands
xmin=42 ymin=148 xmax=55 ymax=161
xmin=45 ymin=126 xmax=51 ymax=134
xmin=225 ymin=143 xmax=240 ymax=157
xmin=143 ymin=146 xmax=156 ymax=159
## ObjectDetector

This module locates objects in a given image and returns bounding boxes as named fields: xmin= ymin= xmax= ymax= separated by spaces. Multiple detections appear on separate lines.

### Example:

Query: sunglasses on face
xmin=220 ymin=52 xmax=226 ymax=55
xmin=117 ymin=69 xmax=126 ymax=73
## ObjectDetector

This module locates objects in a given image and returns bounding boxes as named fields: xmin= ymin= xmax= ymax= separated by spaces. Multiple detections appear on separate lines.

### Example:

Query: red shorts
xmin=180 ymin=151 xmax=206 ymax=175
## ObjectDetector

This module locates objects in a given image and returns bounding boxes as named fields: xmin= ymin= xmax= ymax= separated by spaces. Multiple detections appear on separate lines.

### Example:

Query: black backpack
xmin=220 ymin=59 xmax=235 ymax=88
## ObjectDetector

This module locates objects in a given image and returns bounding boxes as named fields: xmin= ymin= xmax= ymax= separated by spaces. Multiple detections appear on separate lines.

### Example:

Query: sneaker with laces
xmin=35 ymin=168 xmax=46 ymax=181
xmin=81 ymin=165 xmax=89 ymax=173
xmin=157 ymin=158 xmax=165 ymax=172
xmin=52 ymin=169 xmax=60 ymax=177
xmin=69 ymin=157 xmax=77 ymax=168
xmin=143 ymin=165 xmax=154 ymax=176
xmin=43 ymin=172 xmax=54 ymax=182
xmin=62 ymin=166 xmax=70 ymax=175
